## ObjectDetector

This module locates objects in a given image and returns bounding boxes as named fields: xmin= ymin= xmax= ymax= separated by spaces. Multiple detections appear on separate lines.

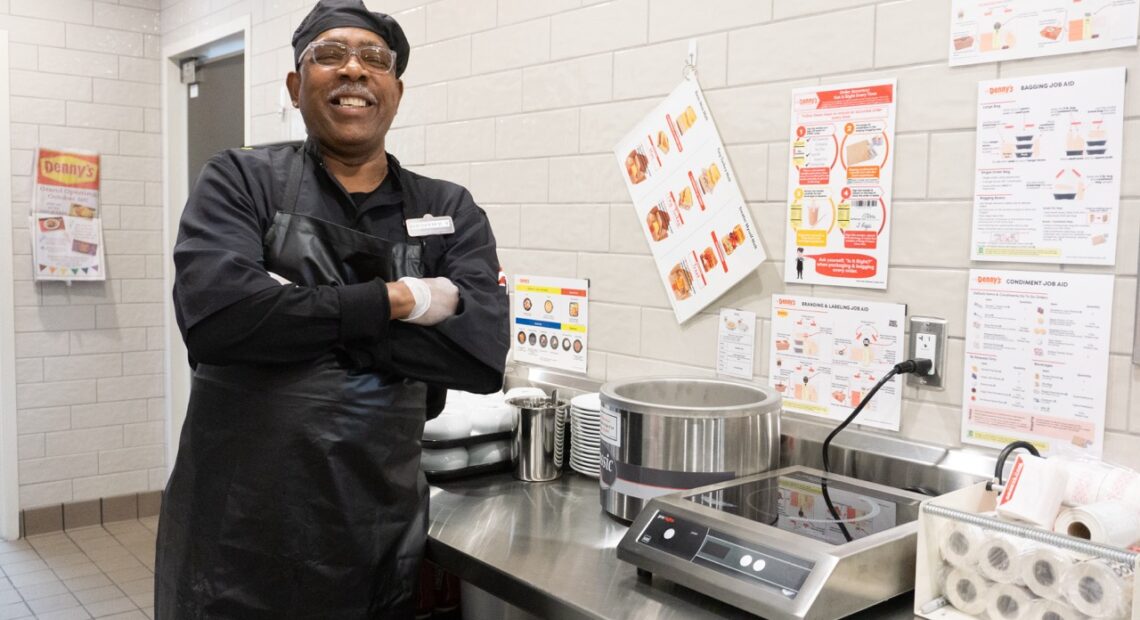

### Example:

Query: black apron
xmin=156 ymin=147 xmax=430 ymax=619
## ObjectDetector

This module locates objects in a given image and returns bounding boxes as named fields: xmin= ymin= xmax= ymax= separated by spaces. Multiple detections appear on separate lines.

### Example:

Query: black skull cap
xmin=292 ymin=0 xmax=409 ymax=77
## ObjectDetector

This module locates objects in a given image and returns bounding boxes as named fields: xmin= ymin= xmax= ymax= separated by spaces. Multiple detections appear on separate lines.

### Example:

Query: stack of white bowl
xmin=569 ymin=393 xmax=602 ymax=478
xmin=422 ymin=389 xmax=523 ymax=471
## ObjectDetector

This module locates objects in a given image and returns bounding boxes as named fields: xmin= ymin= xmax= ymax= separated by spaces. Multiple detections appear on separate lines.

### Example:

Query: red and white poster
xmin=31 ymin=148 xmax=105 ymax=281
xmin=614 ymin=79 xmax=767 ymax=323
xmin=784 ymin=80 xmax=897 ymax=289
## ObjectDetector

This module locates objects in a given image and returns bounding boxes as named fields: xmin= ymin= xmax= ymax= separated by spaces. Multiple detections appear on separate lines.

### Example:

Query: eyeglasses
xmin=302 ymin=40 xmax=397 ymax=74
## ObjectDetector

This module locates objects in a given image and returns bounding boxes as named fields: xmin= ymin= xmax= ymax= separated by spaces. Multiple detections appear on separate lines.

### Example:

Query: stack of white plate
xmin=569 ymin=393 xmax=601 ymax=478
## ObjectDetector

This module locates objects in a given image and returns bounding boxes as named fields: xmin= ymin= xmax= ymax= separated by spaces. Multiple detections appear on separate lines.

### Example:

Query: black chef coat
xmin=172 ymin=139 xmax=509 ymax=401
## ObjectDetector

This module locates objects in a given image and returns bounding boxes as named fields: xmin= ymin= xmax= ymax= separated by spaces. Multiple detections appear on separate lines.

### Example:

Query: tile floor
xmin=0 ymin=518 xmax=156 ymax=620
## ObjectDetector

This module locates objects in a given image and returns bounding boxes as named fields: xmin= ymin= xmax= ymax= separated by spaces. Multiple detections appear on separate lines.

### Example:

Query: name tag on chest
xmin=405 ymin=215 xmax=455 ymax=237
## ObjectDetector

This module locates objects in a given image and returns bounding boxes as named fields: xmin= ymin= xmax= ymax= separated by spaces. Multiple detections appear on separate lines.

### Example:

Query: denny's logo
xmin=37 ymin=150 xmax=100 ymax=189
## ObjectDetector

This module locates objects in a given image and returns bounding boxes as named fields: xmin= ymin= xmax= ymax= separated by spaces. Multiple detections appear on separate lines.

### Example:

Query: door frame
xmin=0 ymin=31 xmax=20 ymax=541
xmin=161 ymin=17 xmax=251 ymax=474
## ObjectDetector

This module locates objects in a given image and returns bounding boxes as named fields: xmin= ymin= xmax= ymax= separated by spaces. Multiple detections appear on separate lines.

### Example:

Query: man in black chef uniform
xmin=155 ymin=1 xmax=509 ymax=617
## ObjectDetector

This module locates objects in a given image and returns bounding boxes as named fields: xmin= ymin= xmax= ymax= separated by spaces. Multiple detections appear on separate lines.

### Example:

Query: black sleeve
xmin=173 ymin=150 xmax=391 ymax=366
xmin=349 ymin=187 xmax=510 ymax=393
xmin=183 ymin=279 xmax=391 ymax=366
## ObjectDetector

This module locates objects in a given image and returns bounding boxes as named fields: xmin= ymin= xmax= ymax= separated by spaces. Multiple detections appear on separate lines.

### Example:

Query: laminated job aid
xmin=1021 ymin=546 xmax=1077 ymax=600
xmin=1024 ymin=598 xmax=1087 ymax=620
xmin=977 ymin=534 xmax=1032 ymax=584
xmin=1054 ymin=500 xmax=1140 ymax=548
xmin=943 ymin=567 xmax=991 ymax=616
xmin=985 ymin=583 xmax=1035 ymax=620
xmin=1063 ymin=559 xmax=1133 ymax=618
xmin=939 ymin=521 xmax=986 ymax=568
xmin=997 ymin=454 xmax=1069 ymax=528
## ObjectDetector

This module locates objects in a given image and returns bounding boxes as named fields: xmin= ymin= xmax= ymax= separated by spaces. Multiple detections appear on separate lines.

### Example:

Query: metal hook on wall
xmin=681 ymin=39 xmax=698 ymax=81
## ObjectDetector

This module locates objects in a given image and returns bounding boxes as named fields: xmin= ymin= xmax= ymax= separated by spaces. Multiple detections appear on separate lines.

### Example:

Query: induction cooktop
xmin=617 ymin=466 xmax=929 ymax=620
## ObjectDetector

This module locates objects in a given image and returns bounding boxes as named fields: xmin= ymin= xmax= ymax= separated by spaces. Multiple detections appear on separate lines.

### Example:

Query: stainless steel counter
xmin=427 ymin=472 xmax=920 ymax=620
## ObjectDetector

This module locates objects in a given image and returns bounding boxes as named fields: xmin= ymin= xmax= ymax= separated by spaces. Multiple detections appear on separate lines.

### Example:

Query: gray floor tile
xmin=53 ymin=563 xmax=103 ymax=581
xmin=7 ymin=570 xmax=59 ymax=589
xmin=73 ymin=586 xmax=124 ymax=606
xmin=62 ymin=528 xmax=107 ymax=543
xmin=14 ymin=579 xmax=69 ymax=601
xmin=0 ymin=551 xmax=39 ymax=568
xmin=125 ymin=593 xmax=151 ymax=610
xmin=43 ymin=553 xmax=92 ymax=569
xmin=140 ymin=608 xmax=153 ymax=620
xmin=91 ymin=557 xmax=143 ymax=574
xmin=115 ymin=579 xmax=151 ymax=598
xmin=35 ymin=608 xmax=92 ymax=620
xmin=1 ymin=559 xmax=49 ymax=577
xmin=83 ymin=596 xmax=137 ymax=617
xmin=99 ymin=612 xmax=148 ymax=620
xmin=102 ymin=568 xmax=151 ymax=587
xmin=0 ymin=590 xmax=20 ymax=606
xmin=0 ymin=602 xmax=32 ymax=620
xmin=0 ymin=542 xmax=30 ymax=555
xmin=63 ymin=574 xmax=112 ymax=593
xmin=26 ymin=592 xmax=81 ymax=615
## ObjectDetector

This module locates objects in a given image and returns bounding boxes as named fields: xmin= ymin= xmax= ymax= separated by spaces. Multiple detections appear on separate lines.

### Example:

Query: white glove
xmin=399 ymin=276 xmax=459 ymax=326
xmin=267 ymin=271 xmax=292 ymax=285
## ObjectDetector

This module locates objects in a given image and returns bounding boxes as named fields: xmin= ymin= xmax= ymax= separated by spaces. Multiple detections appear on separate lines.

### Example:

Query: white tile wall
xmin=5 ymin=0 xmax=165 ymax=509
xmin=2 ymin=0 xmax=1122 ymax=512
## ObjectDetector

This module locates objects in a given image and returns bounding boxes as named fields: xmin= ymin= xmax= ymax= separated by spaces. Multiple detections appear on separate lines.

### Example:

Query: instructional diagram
xmin=971 ymin=68 xmax=1125 ymax=265
xmin=784 ymin=80 xmax=897 ymax=289
xmin=949 ymin=0 xmax=1139 ymax=66
xmin=769 ymin=295 xmax=906 ymax=431
xmin=961 ymin=270 xmax=1112 ymax=456
xmin=615 ymin=79 xmax=767 ymax=323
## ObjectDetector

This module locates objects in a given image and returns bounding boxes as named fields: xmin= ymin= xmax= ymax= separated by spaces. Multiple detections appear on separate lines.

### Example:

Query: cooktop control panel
xmin=636 ymin=510 xmax=813 ymax=597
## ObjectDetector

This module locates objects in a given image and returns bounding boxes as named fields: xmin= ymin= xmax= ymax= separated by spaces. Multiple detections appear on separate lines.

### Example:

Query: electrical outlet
xmin=908 ymin=317 xmax=947 ymax=390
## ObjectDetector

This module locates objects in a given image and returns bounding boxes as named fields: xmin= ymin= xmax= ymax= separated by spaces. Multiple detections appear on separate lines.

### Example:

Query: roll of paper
xmin=986 ymin=583 xmax=1035 ymax=620
xmin=943 ymin=567 xmax=991 ymax=616
xmin=1021 ymin=546 xmax=1076 ymax=601
xmin=1063 ymin=559 xmax=1133 ymax=618
xmin=1024 ymin=598 xmax=1087 ymax=620
xmin=1054 ymin=500 xmax=1140 ymax=548
xmin=977 ymin=534 xmax=1031 ymax=584
xmin=997 ymin=454 xmax=1069 ymax=528
xmin=939 ymin=521 xmax=986 ymax=568
xmin=1056 ymin=456 xmax=1140 ymax=508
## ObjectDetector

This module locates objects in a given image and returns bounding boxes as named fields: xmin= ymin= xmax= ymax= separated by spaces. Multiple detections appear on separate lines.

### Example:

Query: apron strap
xmin=283 ymin=143 xmax=306 ymax=214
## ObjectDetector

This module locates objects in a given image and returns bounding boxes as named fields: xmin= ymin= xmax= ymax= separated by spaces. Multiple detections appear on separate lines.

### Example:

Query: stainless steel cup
xmin=508 ymin=396 xmax=569 ymax=482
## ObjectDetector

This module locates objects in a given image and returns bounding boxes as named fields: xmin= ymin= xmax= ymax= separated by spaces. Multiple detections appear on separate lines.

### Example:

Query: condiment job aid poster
xmin=512 ymin=275 xmax=589 ymax=374
xmin=784 ymin=80 xmax=897 ymax=289
xmin=614 ymin=79 xmax=766 ymax=324
xmin=949 ymin=0 xmax=1140 ymax=66
xmin=31 ymin=148 xmax=106 ymax=281
xmin=961 ymin=270 xmax=1112 ymax=456
xmin=769 ymin=295 xmax=906 ymax=431
xmin=971 ymin=68 xmax=1125 ymax=265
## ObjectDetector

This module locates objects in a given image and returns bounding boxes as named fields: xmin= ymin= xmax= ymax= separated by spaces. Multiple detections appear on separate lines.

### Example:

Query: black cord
xmin=819 ymin=367 xmax=901 ymax=543
xmin=987 ymin=440 xmax=1041 ymax=491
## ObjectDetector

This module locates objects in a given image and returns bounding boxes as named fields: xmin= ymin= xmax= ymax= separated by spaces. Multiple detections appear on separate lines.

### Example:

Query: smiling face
xmin=286 ymin=27 xmax=403 ymax=161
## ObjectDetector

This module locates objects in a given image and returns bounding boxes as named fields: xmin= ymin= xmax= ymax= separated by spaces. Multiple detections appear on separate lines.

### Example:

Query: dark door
xmin=187 ymin=54 xmax=244 ymax=188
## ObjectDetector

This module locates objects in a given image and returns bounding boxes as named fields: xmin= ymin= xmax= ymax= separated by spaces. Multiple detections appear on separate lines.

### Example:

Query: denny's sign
xmin=31 ymin=147 xmax=106 ymax=282
xmin=36 ymin=149 xmax=100 ymax=190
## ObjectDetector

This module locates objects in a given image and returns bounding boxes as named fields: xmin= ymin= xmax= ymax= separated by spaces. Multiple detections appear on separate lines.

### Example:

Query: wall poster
xmin=949 ymin=0 xmax=1140 ymax=66
xmin=962 ymin=270 xmax=1113 ymax=456
xmin=769 ymin=294 xmax=907 ymax=431
xmin=784 ymin=80 xmax=897 ymax=289
xmin=971 ymin=68 xmax=1125 ymax=265
xmin=614 ymin=79 xmax=767 ymax=323
xmin=31 ymin=147 xmax=105 ymax=281
xmin=512 ymin=275 xmax=589 ymax=374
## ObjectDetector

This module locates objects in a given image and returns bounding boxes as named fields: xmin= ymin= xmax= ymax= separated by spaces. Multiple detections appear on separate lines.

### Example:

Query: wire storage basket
xmin=915 ymin=483 xmax=1138 ymax=619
